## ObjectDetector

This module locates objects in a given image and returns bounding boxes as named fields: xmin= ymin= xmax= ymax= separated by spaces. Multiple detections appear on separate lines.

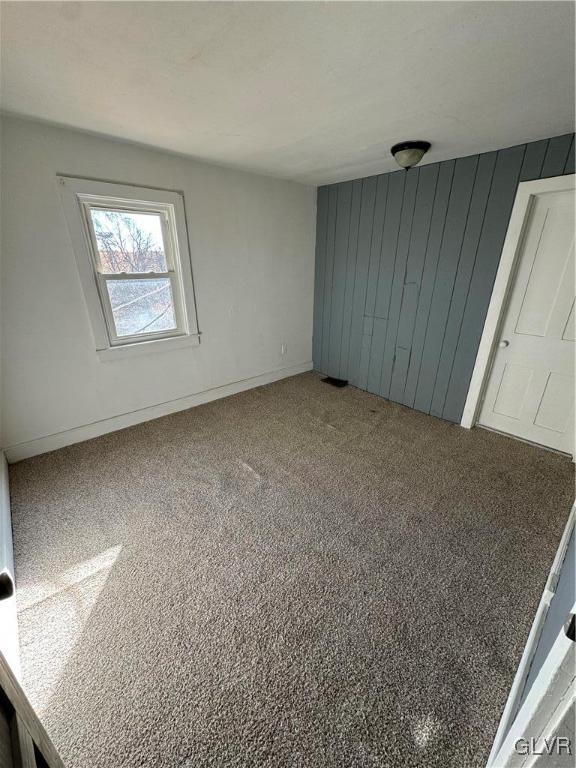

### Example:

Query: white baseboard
xmin=4 ymin=361 xmax=313 ymax=463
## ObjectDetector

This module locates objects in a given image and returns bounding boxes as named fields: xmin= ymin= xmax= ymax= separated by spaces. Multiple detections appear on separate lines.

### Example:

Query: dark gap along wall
xmin=312 ymin=133 xmax=575 ymax=423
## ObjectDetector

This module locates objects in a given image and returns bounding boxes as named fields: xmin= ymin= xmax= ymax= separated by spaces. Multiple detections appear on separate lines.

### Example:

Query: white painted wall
xmin=0 ymin=116 xmax=316 ymax=457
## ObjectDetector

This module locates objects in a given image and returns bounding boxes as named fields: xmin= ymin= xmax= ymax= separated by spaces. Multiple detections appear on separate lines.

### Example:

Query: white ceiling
xmin=1 ymin=1 xmax=574 ymax=185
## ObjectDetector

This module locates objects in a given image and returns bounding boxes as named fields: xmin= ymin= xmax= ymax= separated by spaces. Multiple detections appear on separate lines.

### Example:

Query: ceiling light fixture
xmin=391 ymin=140 xmax=431 ymax=170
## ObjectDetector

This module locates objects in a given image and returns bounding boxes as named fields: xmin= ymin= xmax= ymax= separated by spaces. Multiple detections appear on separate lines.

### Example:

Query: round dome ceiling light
xmin=391 ymin=140 xmax=431 ymax=170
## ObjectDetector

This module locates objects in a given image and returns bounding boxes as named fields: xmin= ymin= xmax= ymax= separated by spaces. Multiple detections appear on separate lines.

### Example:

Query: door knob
xmin=565 ymin=613 xmax=575 ymax=642
xmin=498 ymin=340 xmax=510 ymax=348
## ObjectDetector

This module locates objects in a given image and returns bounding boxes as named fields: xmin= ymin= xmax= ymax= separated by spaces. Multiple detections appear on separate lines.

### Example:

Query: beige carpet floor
xmin=9 ymin=372 xmax=575 ymax=768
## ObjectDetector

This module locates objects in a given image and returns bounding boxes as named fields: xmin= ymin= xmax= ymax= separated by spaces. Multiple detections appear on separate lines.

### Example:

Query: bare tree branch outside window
xmin=92 ymin=210 xmax=167 ymax=273
xmin=90 ymin=209 xmax=176 ymax=336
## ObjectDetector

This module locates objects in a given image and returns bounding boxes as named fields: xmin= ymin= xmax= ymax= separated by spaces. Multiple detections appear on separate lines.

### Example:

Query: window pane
xmin=90 ymin=208 xmax=168 ymax=273
xmin=106 ymin=279 xmax=177 ymax=337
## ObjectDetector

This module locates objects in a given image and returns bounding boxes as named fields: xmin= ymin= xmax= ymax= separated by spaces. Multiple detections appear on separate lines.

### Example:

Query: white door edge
xmin=522 ymin=688 xmax=575 ymax=768
xmin=489 ymin=630 xmax=575 ymax=768
xmin=461 ymin=174 xmax=576 ymax=451
xmin=486 ymin=504 xmax=576 ymax=767
xmin=0 ymin=452 xmax=19 ymax=678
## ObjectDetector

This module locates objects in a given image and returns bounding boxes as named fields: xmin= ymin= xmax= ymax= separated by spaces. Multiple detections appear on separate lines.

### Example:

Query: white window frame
xmin=58 ymin=176 xmax=200 ymax=361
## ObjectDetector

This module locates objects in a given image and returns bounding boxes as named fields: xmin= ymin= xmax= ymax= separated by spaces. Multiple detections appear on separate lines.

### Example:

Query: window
xmin=59 ymin=177 xmax=199 ymax=359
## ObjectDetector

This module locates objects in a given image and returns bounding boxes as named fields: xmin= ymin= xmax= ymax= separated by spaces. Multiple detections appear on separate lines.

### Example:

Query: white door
xmin=479 ymin=180 xmax=575 ymax=455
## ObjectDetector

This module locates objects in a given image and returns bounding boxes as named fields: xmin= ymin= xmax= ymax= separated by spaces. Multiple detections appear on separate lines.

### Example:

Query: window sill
xmin=97 ymin=333 xmax=200 ymax=362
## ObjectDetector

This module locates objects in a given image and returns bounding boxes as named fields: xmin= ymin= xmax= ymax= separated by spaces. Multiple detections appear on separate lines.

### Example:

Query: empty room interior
xmin=0 ymin=2 xmax=575 ymax=767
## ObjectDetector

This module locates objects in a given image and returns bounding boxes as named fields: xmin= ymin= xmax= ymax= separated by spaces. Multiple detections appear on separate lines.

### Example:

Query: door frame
xmin=487 ymin=504 xmax=575 ymax=767
xmin=460 ymin=174 xmax=576 ymax=439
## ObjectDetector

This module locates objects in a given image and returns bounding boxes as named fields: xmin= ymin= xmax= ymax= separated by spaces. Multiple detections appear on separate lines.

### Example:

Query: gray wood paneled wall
xmin=313 ymin=133 xmax=575 ymax=423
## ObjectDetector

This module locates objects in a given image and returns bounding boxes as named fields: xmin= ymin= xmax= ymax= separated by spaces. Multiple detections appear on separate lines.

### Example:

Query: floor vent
xmin=322 ymin=376 xmax=348 ymax=388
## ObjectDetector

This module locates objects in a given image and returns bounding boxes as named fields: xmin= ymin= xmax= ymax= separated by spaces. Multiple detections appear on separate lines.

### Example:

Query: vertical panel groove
xmin=330 ymin=183 xmax=353 ymax=376
xmin=354 ymin=178 xmax=378 ymax=388
xmin=428 ymin=156 xmax=481 ymax=415
xmin=542 ymin=134 xmax=573 ymax=178
xmin=519 ymin=139 xmax=549 ymax=182
xmin=312 ymin=187 xmax=328 ymax=370
xmin=366 ymin=175 xmax=396 ymax=393
xmin=564 ymin=135 xmax=575 ymax=175
xmin=381 ymin=168 xmax=420 ymax=398
xmin=400 ymin=165 xmax=440 ymax=404
xmin=404 ymin=160 xmax=455 ymax=409
xmin=327 ymin=185 xmax=341 ymax=374
xmin=439 ymin=153 xmax=498 ymax=417
xmin=376 ymin=172 xmax=409 ymax=395
xmin=361 ymin=181 xmax=377 ymax=321
xmin=323 ymin=185 xmax=338 ymax=372
xmin=341 ymin=180 xmax=362 ymax=379
xmin=412 ymin=161 xmax=457 ymax=410
xmin=367 ymin=172 xmax=406 ymax=394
